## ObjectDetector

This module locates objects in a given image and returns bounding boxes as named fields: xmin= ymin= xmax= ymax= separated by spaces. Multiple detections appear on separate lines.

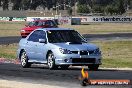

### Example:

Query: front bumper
xmin=21 ymin=32 xmax=30 ymax=38
xmin=55 ymin=54 xmax=102 ymax=66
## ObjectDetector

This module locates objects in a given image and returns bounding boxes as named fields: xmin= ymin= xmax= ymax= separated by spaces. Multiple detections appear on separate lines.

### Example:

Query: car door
xmin=34 ymin=30 xmax=47 ymax=63
xmin=26 ymin=31 xmax=39 ymax=61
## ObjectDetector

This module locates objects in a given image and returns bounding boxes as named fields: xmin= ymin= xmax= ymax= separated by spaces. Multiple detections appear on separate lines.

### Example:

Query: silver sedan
xmin=17 ymin=28 xmax=102 ymax=70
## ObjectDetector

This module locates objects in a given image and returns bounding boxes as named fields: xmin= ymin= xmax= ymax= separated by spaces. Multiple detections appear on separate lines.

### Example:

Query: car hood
xmin=22 ymin=26 xmax=42 ymax=31
xmin=52 ymin=42 xmax=98 ymax=51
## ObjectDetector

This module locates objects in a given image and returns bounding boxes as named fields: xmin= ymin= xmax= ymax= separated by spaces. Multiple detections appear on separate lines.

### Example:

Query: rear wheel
xmin=88 ymin=64 xmax=99 ymax=71
xmin=47 ymin=52 xmax=57 ymax=69
xmin=20 ymin=51 xmax=31 ymax=68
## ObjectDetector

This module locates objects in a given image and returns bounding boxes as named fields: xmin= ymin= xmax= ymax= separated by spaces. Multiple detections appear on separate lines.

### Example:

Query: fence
xmin=0 ymin=16 xmax=132 ymax=24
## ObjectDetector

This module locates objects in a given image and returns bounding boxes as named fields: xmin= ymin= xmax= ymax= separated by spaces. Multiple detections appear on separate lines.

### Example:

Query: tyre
xmin=20 ymin=51 xmax=31 ymax=68
xmin=88 ymin=64 xmax=99 ymax=71
xmin=47 ymin=52 xmax=57 ymax=69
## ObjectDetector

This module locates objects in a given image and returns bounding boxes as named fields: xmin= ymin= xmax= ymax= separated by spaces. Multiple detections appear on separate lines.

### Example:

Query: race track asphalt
xmin=0 ymin=33 xmax=132 ymax=44
xmin=0 ymin=33 xmax=132 ymax=88
xmin=0 ymin=63 xmax=132 ymax=88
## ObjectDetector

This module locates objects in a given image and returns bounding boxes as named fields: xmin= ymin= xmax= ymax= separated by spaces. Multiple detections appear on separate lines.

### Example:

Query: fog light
xmin=64 ymin=59 xmax=69 ymax=62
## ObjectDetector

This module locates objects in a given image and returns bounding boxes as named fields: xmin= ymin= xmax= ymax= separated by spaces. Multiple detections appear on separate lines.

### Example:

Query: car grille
xmin=72 ymin=58 xmax=95 ymax=63
xmin=80 ymin=51 xmax=88 ymax=55
xmin=71 ymin=50 xmax=95 ymax=55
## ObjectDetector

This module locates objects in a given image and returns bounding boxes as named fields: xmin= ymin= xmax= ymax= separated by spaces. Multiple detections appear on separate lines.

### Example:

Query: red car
xmin=21 ymin=20 xmax=58 ymax=38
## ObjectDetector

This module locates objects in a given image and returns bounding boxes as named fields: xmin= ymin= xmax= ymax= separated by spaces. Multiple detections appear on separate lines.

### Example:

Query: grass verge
xmin=0 ymin=22 xmax=132 ymax=37
xmin=91 ymin=40 xmax=132 ymax=68
xmin=0 ymin=22 xmax=25 ymax=36
xmin=0 ymin=43 xmax=17 ymax=59
xmin=59 ymin=23 xmax=132 ymax=34
xmin=0 ymin=40 xmax=132 ymax=68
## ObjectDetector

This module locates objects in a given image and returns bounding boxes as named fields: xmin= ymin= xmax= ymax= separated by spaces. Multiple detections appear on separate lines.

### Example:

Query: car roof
xmin=33 ymin=20 xmax=53 ymax=22
xmin=36 ymin=28 xmax=74 ymax=31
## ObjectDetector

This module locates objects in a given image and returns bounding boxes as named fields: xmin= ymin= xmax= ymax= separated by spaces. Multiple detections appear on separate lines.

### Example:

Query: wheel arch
xmin=46 ymin=50 xmax=52 ymax=60
xmin=19 ymin=49 xmax=25 ymax=60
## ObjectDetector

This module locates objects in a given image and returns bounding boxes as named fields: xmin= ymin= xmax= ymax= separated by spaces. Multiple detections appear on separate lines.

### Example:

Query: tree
xmin=12 ymin=0 xmax=22 ymax=10
xmin=112 ymin=0 xmax=125 ymax=14
xmin=130 ymin=0 xmax=132 ymax=9
xmin=0 ymin=0 xmax=131 ymax=13
xmin=2 ymin=0 xmax=9 ymax=10
xmin=103 ymin=0 xmax=126 ymax=15
xmin=78 ymin=0 xmax=86 ymax=5
xmin=92 ymin=5 xmax=104 ymax=13
xmin=104 ymin=5 xmax=118 ymax=15
xmin=21 ymin=0 xmax=30 ymax=10
xmin=67 ymin=7 xmax=72 ymax=16
xmin=77 ymin=4 xmax=90 ymax=13
xmin=0 ymin=0 xmax=2 ymax=6
xmin=46 ymin=0 xmax=52 ymax=10
xmin=118 ymin=0 xmax=125 ymax=14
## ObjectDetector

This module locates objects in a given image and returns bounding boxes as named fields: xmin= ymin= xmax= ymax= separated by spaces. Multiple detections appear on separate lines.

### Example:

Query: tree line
xmin=0 ymin=0 xmax=132 ymax=15
xmin=0 ymin=0 xmax=74 ymax=10
xmin=77 ymin=0 xmax=132 ymax=15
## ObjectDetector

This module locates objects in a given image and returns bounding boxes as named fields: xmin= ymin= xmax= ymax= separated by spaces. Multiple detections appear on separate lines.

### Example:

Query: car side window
xmin=42 ymin=22 xmax=46 ymax=26
xmin=28 ymin=22 xmax=34 ymax=26
xmin=28 ymin=30 xmax=46 ymax=42
xmin=34 ymin=21 xmax=39 ymax=26
xmin=45 ymin=21 xmax=54 ymax=26
xmin=37 ymin=21 xmax=44 ymax=26
xmin=38 ymin=31 xmax=46 ymax=40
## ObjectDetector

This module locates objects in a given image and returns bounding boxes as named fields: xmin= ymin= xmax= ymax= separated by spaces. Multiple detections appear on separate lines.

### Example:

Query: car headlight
xmin=21 ymin=30 xmax=26 ymax=33
xmin=59 ymin=48 xmax=72 ymax=54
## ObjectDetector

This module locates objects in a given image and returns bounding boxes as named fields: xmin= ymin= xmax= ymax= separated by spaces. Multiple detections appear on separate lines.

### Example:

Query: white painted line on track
xmin=0 ymin=79 xmax=66 ymax=88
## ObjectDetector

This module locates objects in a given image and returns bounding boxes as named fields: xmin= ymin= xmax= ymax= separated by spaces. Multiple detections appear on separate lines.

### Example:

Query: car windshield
xmin=28 ymin=21 xmax=56 ymax=27
xmin=28 ymin=21 xmax=37 ymax=26
xmin=47 ymin=30 xmax=87 ymax=43
xmin=28 ymin=21 xmax=43 ymax=26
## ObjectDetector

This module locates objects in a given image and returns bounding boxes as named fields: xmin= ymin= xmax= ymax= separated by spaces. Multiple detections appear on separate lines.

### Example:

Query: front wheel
xmin=20 ymin=51 xmax=31 ymax=68
xmin=47 ymin=52 xmax=57 ymax=69
xmin=88 ymin=64 xmax=99 ymax=71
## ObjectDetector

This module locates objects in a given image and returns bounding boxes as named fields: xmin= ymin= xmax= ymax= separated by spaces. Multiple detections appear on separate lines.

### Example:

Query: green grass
xmin=59 ymin=23 xmax=132 ymax=34
xmin=91 ymin=40 xmax=132 ymax=68
xmin=0 ymin=22 xmax=25 ymax=36
xmin=0 ymin=40 xmax=132 ymax=68
xmin=0 ymin=22 xmax=132 ymax=67
xmin=0 ymin=22 xmax=132 ymax=36
xmin=0 ymin=44 xmax=18 ymax=59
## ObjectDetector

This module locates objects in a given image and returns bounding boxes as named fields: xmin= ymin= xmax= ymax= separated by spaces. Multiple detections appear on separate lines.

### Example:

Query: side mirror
xmin=39 ymin=39 xmax=46 ymax=43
